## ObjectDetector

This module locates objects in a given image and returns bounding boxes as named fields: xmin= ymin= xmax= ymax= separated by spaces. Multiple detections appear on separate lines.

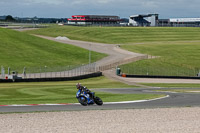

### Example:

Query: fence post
xmin=72 ymin=65 xmax=73 ymax=76
xmin=1 ymin=66 xmax=5 ymax=79
xmin=188 ymin=69 xmax=190 ymax=77
xmin=83 ymin=65 xmax=85 ymax=75
xmin=33 ymin=68 xmax=36 ymax=78
xmin=8 ymin=67 xmax=10 ymax=76
xmin=74 ymin=67 xmax=76 ymax=76
xmin=79 ymin=66 xmax=81 ymax=76
xmin=40 ymin=67 xmax=41 ymax=78
xmin=68 ymin=66 xmax=69 ymax=77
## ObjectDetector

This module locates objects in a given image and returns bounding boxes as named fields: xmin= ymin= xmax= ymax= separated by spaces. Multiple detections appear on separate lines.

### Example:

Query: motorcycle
xmin=76 ymin=89 xmax=103 ymax=106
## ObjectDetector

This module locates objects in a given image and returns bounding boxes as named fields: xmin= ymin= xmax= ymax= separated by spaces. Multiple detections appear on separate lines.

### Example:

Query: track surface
xmin=1 ymin=88 xmax=200 ymax=113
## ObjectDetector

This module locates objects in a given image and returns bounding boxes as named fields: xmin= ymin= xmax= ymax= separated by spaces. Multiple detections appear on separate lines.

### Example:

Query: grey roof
xmin=130 ymin=14 xmax=158 ymax=18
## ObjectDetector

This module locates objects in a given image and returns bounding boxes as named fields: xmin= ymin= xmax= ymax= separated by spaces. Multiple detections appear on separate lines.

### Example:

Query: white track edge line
xmin=103 ymin=95 xmax=170 ymax=104
xmin=0 ymin=95 xmax=169 ymax=107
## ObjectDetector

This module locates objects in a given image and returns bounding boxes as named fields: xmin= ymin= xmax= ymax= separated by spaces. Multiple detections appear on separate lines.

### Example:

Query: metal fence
xmin=0 ymin=55 xmax=149 ymax=80
xmin=98 ymin=55 xmax=148 ymax=71
xmin=66 ymin=23 xmax=200 ymax=27
xmin=4 ymin=54 xmax=197 ymax=79
xmin=119 ymin=65 xmax=200 ymax=77
xmin=157 ymin=23 xmax=200 ymax=27
xmin=0 ymin=63 xmax=97 ymax=79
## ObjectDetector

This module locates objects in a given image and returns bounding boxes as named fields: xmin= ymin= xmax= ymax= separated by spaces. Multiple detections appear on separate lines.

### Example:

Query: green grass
xmin=26 ymin=26 xmax=200 ymax=76
xmin=26 ymin=26 xmax=200 ymax=44
xmin=154 ymin=89 xmax=200 ymax=93
xmin=0 ymin=28 xmax=106 ymax=70
xmin=120 ymin=41 xmax=200 ymax=76
xmin=142 ymin=83 xmax=200 ymax=88
xmin=0 ymin=76 xmax=164 ymax=105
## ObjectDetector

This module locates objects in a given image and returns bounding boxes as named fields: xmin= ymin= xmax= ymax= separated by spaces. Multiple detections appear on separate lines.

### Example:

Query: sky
xmin=0 ymin=0 xmax=200 ymax=19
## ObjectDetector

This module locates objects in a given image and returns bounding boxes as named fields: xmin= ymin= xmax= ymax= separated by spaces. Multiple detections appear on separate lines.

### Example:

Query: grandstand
xmin=129 ymin=14 xmax=159 ymax=26
xmin=67 ymin=15 xmax=121 ymax=25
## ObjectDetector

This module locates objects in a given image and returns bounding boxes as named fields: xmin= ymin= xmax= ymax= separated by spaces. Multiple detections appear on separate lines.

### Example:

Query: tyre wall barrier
xmin=0 ymin=72 xmax=102 ymax=83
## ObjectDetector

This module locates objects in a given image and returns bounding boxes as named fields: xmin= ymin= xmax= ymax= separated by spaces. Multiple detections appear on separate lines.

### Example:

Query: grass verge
xmin=0 ymin=28 xmax=106 ymax=70
xmin=154 ymin=89 xmax=200 ymax=93
xmin=26 ymin=26 xmax=200 ymax=44
xmin=26 ymin=26 xmax=200 ymax=76
xmin=120 ymin=41 xmax=200 ymax=76
xmin=0 ymin=76 xmax=164 ymax=105
xmin=142 ymin=83 xmax=200 ymax=88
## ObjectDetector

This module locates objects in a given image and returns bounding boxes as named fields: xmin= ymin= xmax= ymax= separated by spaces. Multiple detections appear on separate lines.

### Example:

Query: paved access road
xmin=1 ymin=88 xmax=200 ymax=113
xmin=34 ymin=35 xmax=145 ymax=67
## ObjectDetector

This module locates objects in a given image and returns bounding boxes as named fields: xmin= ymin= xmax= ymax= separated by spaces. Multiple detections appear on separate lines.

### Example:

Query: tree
xmin=5 ymin=15 xmax=16 ymax=22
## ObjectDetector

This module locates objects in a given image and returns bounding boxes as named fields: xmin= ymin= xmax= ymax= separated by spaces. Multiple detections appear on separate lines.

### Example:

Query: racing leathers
xmin=76 ymin=86 xmax=94 ymax=102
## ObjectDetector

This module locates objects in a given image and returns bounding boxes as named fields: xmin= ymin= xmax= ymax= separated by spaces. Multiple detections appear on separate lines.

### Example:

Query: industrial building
xmin=67 ymin=15 xmax=121 ymax=25
xmin=129 ymin=14 xmax=159 ymax=26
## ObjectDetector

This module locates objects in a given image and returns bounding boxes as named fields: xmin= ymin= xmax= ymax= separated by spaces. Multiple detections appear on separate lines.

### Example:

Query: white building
xmin=168 ymin=18 xmax=200 ymax=27
xmin=129 ymin=14 xmax=159 ymax=27
xmin=170 ymin=18 xmax=200 ymax=23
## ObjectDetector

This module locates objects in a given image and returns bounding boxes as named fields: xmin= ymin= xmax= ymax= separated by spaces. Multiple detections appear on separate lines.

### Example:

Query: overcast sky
xmin=0 ymin=0 xmax=200 ymax=18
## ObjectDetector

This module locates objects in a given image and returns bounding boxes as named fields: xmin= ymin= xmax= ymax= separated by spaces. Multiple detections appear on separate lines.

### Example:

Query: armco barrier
xmin=0 ymin=72 xmax=102 ymax=83
xmin=120 ymin=74 xmax=200 ymax=79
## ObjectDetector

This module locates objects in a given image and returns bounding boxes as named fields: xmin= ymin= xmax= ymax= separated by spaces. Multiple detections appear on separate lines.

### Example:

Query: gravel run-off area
xmin=1 ymin=107 xmax=200 ymax=133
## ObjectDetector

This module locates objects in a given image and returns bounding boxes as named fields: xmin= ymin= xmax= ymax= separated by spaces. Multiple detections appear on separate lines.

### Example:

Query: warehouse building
xmin=67 ymin=15 xmax=121 ymax=25
xmin=129 ymin=14 xmax=159 ymax=26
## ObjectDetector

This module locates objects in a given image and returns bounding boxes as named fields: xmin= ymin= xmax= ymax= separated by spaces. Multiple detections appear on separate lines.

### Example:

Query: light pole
xmin=89 ymin=44 xmax=91 ymax=64
xmin=45 ymin=66 xmax=47 ymax=78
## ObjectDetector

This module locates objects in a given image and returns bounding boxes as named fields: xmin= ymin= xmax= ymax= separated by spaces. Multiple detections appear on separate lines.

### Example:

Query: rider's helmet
xmin=76 ymin=83 xmax=81 ymax=89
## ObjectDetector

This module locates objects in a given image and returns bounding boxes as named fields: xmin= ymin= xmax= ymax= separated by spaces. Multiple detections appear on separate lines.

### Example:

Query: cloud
xmin=31 ymin=0 xmax=63 ymax=4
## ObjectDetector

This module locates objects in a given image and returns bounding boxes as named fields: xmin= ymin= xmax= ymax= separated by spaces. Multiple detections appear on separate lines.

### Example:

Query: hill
xmin=26 ymin=26 xmax=200 ymax=76
xmin=0 ymin=28 xmax=106 ymax=71
xmin=26 ymin=26 xmax=200 ymax=44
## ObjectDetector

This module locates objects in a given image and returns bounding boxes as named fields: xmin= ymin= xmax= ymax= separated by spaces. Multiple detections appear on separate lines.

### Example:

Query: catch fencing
xmin=157 ymin=23 xmax=200 ymax=27
xmin=98 ymin=55 xmax=148 ymax=71
xmin=0 ymin=55 xmax=149 ymax=80
xmin=0 ymin=63 xmax=97 ymax=79
xmin=66 ymin=23 xmax=200 ymax=27
xmin=3 ymin=54 xmax=198 ymax=80
xmin=119 ymin=65 xmax=200 ymax=77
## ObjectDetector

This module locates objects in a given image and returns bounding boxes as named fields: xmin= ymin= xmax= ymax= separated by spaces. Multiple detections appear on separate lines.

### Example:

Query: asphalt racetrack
xmin=1 ymin=88 xmax=200 ymax=113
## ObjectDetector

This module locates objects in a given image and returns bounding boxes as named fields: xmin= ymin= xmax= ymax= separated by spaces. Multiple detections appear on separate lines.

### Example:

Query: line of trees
xmin=0 ymin=15 xmax=67 ymax=23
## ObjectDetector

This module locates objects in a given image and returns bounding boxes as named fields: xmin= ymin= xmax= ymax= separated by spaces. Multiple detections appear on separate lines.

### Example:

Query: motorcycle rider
xmin=76 ymin=83 xmax=93 ymax=99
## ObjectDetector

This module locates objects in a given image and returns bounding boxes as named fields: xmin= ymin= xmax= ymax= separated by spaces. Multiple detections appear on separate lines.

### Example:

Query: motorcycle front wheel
xmin=78 ymin=97 xmax=88 ymax=106
xmin=94 ymin=96 xmax=103 ymax=105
